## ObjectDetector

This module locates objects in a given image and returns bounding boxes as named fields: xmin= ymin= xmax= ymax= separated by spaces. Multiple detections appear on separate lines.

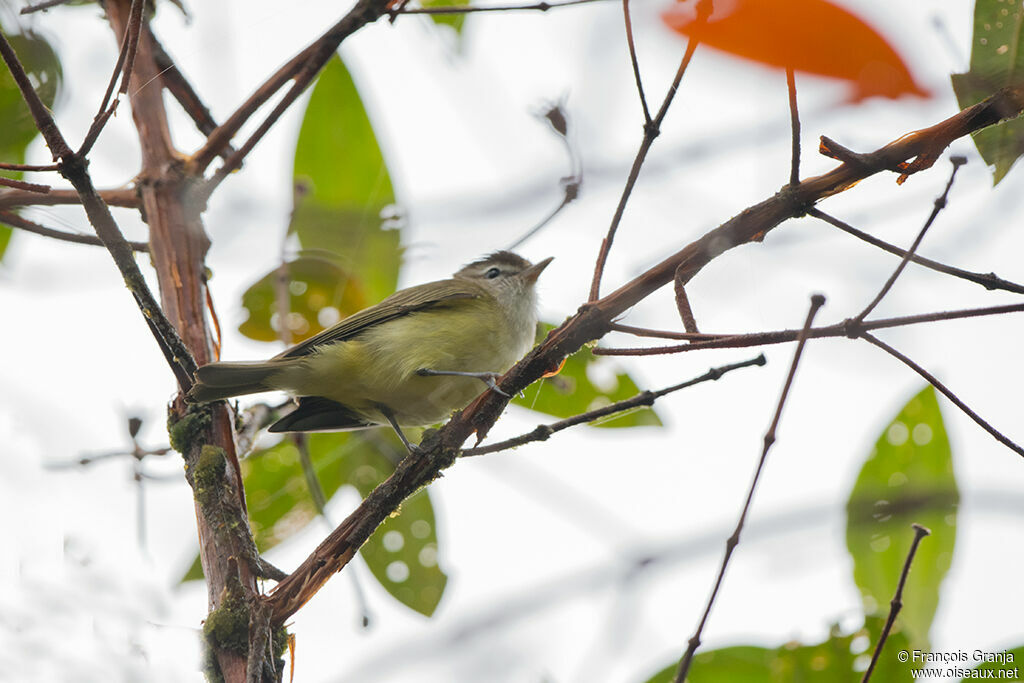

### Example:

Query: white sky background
xmin=1 ymin=0 xmax=1023 ymax=681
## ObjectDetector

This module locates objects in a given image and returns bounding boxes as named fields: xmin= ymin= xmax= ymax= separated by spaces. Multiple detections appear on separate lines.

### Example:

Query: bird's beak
xmin=522 ymin=256 xmax=554 ymax=284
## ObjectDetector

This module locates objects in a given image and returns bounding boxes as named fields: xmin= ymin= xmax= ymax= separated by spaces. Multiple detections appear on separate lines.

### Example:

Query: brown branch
xmin=786 ymin=67 xmax=800 ymax=186
xmin=861 ymin=524 xmax=931 ymax=683
xmin=394 ymin=0 xmax=604 ymax=15
xmin=463 ymin=354 xmax=766 ymax=456
xmin=0 ymin=187 xmax=139 ymax=209
xmin=588 ymin=0 xmax=708 ymax=301
xmin=862 ymin=333 xmax=1024 ymax=458
xmin=622 ymin=0 xmax=651 ymax=124
xmin=596 ymin=302 xmax=1024 ymax=356
xmin=673 ymin=295 xmax=825 ymax=683
xmin=855 ymin=156 xmax=966 ymax=323
xmin=0 ymin=209 xmax=149 ymax=251
xmin=19 ymin=0 xmax=72 ymax=14
xmin=264 ymin=82 xmax=1024 ymax=628
xmin=809 ymin=208 xmax=1024 ymax=295
xmin=0 ymin=161 xmax=58 ymax=171
xmin=0 ymin=175 xmax=49 ymax=193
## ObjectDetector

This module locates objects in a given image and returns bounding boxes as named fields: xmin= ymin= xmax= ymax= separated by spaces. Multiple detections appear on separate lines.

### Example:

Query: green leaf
xmin=950 ymin=0 xmax=1024 ymax=183
xmin=238 ymin=255 xmax=371 ymax=342
xmin=420 ymin=0 xmax=469 ymax=35
xmin=0 ymin=30 xmax=62 ymax=262
xmin=180 ymin=431 xmax=447 ymax=617
xmin=290 ymin=54 xmax=400 ymax=304
xmin=971 ymin=645 xmax=1024 ymax=680
xmin=237 ymin=54 xmax=401 ymax=343
xmin=846 ymin=386 xmax=958 ymax=649
xmin=513 ymin=324 xmax=662 ymax=428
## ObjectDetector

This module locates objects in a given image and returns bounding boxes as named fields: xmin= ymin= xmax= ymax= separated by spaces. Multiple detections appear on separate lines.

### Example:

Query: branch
xmin=673 ymin=295 xmax=825 ymax=682
xmin=264 ymin=83 xmax=1024 ymax=628
xmin=861 ymin=524 xmax=931 ymax=683
xmin=462 ymin=354 xmax=766 ymax=456
xmin=786 ymin=67 xmax=801 ymax=185
xmin=809 ymin=208 xmax=1024 ymax=295
xmin=0 ymin=187 xmax=139 ymax=210
xmin=393 ymin=0 xmax=604 ymax=15
xmin=0 ymin=175 xmax=49 ymax=193
xmin=0 ymin=209 xmax=149 ymax=251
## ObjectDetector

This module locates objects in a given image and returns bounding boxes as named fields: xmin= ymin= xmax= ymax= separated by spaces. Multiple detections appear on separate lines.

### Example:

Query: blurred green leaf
xmin=239 ymin=53 xmax=401 ymax=343
xmin=0 ymin=30 xmax=62 ymax=262
xmin=421 ymin=0 xmax=469 ymax=35
xmin=846 ymin=386 xmax=958 ymax=649
xmin=971 ymin=645 xmax=1024 ymax=680
xmin=950 ymin=0 xmax=1024 ymax=183
xmin=513 ymin=324 xmax=662 ymax=428
xmin=637 ymin=617 xmax=912 ymax=683
xmin=181 ymin=431 xmax=447 ymax=616
xmin=239 ymin=255 xmax=371 ymax=342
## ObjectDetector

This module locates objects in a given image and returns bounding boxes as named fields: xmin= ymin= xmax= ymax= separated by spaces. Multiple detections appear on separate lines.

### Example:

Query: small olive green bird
xmin=187 ymin=251 xmax=552 ymax=448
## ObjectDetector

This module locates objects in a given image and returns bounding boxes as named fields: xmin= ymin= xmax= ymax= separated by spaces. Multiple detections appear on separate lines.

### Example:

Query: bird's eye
xmin=485 ymin=267 xmax=501 ymax=279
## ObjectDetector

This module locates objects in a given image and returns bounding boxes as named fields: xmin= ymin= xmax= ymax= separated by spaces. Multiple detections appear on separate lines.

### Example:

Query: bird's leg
xmin=378 ymin=404 xmax=418 ymax=454
xmin=415 ymin=368 xmax=511 ymax=398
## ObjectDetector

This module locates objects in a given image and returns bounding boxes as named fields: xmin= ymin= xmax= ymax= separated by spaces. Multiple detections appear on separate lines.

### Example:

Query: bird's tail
xmin=187 ymin=360 xmax=294 ymax=403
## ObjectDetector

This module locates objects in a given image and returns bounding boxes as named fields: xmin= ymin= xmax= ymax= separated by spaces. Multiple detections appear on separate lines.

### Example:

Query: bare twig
xmin=19 ymin=0 xmax=72 ymax=14
xmin=856 ymin=156 xmax=967 ymax=323
xmin=0 ymin=175 xmax=49 ymax=193
xmin=0 ymin=209 xmax=149 ymax=250
xmin=78 ymin=0 xmax=145 ymax=157
xmin=394 ymin=0 xmax=604 ymax=15
xmin=622 ymin=0 xmax=651 ymax=124
xmin=861 ymin=524 xmax=931 ymax=683
xmin=810 ymin=208 xmax=1024 ymax=295
xmin=596 ymin=302 xmax=1024 ymax=356
xmin=673 ymin=295 xmax=825 ymax=682
xmin=673 ymin=267 xmax=700 ymax=333
xmin=862 ymin=332 xmax=1024 ymax=458
xmin=786 ymin=67 xmax=800 ymax=186
xmin=589 ymin=0 xmax=709 ymax=301
xmin=463 ymin=355 xmax=766 ymax=456
xmin=0 ymin=161 xmax=58 ymax=171
xmin=0 ymin=187 xmax=139 ymax=209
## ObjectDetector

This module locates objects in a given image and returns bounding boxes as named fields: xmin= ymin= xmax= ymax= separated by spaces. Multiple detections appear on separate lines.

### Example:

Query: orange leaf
xmin=661 ymin=0 xmax=929 ymax=101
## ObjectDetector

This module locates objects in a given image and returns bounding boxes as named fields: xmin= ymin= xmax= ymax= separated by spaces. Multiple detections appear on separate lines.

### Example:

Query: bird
xmin=187 ymin=251 xmax=552 ymax=450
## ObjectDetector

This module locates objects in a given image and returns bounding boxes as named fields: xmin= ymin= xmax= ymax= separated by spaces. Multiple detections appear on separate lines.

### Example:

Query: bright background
xmin=1 ymin=0 xmax=1022 ymax=681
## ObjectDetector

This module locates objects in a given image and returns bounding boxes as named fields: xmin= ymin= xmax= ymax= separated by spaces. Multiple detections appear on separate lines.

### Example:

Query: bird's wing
xmin=274 ymin=279 xmax=479 ymax=359
xmin=268 ymin=396 xmax=374 ymax=433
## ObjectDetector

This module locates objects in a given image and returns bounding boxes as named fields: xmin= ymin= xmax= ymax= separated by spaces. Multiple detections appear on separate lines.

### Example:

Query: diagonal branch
xmin=264 ymin=82 xmax=1024 ymax=628
xmin=0 ymin=209 xmax=149 ymax=250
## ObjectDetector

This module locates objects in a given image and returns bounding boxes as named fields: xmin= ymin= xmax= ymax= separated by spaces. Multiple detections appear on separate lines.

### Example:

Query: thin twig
xmin=0 ymin=187 xmax=139 ymax=209
xmin=589 ymin=0 xmax=709 ymax=301
xmin=862 ymin=332 xmax=1024 ymax=458
xmin=861 ymin=524 xmax=931 ymax=683
xmin=394 ymin=0 xmax=603 ymax=15
xmin=463 ymin=355 xmax=766 ymax=456
xmin=0 ymin=161 xmax=58 ymax=171
xmin=0 ymin=209 xmax=149 ymax=250
xmin=856 ymin=156 xmax=967 ymax=322
xmin=622 ymin=0 xmax=651 ymax=124
xmin=0 ymin=175 xmax=49 ymax=193
xmin=78 ymin=0 xmax=145 ymax=157
xmin=19 ymin=0 xmax=71 ymax=14
xmin=596 ymin=302 xmax=1024 ymax=356
xmin=786 ymin=67 xmax=800 ymax=186
xmin=809 ymin=207 xmax=1024 ymax=295
xmin=673 ymin=295 xmax=825 ymax=683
